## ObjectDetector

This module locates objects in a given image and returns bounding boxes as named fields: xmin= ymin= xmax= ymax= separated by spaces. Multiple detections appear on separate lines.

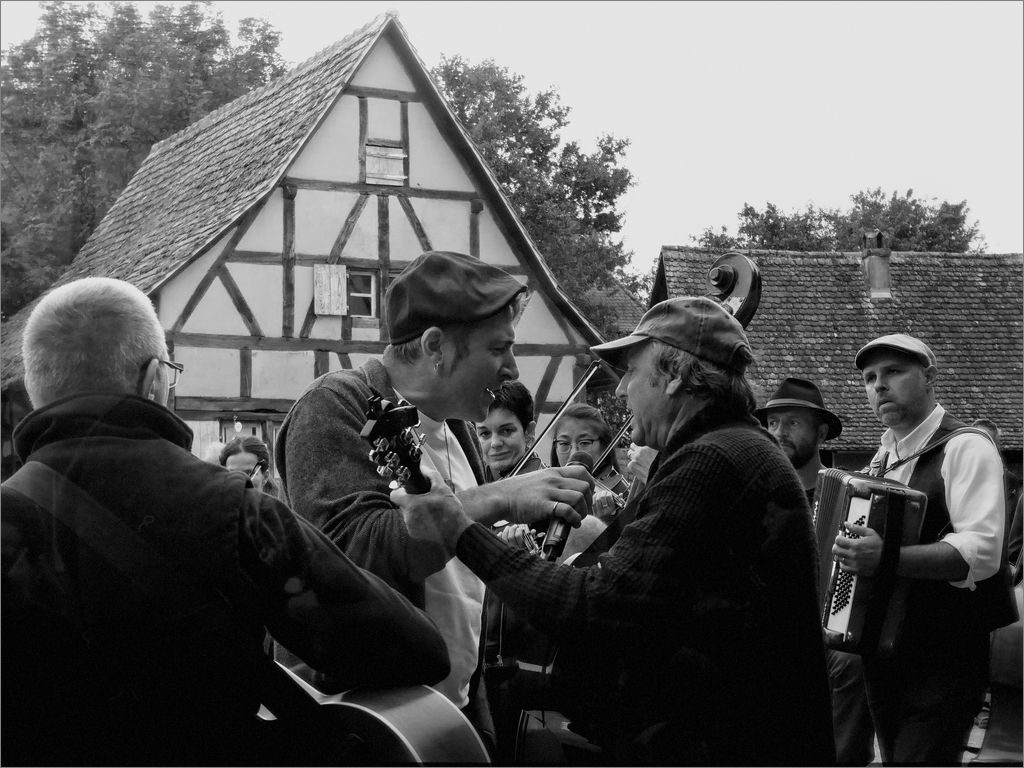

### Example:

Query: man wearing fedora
xmin=392 ymin=296 xmax=836 ymax=765
xmin=755 ymin=377 xmax=843 ymax=503
xmin=833 ymin=334 xmax=1009 ymax=765
xmin=757 ymin=378 xmax=875 ymax=766
xmin=274 ymin=251 xmax=592 ymax=751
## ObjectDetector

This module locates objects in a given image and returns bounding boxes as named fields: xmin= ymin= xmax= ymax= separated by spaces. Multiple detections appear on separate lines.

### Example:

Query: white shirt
xmin=415 ymin=410 xmax=485 ymax=708
xmin=867 ymin=404 xmax=1005 ymax=590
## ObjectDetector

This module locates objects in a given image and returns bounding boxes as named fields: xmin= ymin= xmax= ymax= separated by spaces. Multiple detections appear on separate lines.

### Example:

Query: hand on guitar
xmin=391 ymin=467 xmax=473 ymax=552
xmin=833 ymin=523 xmax=884 ymax=576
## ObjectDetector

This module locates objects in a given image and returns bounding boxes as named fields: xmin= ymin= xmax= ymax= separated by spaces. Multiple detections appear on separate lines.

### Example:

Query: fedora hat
xmin=754 ymin=377 xmax=842 ymax=440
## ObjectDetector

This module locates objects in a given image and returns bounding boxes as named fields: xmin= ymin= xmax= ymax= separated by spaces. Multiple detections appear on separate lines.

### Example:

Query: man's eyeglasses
xmin=158 ymin=360 xmax=184 ymax=388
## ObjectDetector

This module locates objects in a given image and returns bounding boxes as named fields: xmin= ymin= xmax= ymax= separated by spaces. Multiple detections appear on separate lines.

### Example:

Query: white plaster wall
xmin=367 ymin=97 xmax=402 ymax=141
xmin=407 ymin=102 xmax=475 ymax=193
xmin=156 ymin=232 xmax=229 ymax=328
xmin=226 ymin=263 xmax=283 ymax=338
xmin=288 ymin=95 xmax=361 ymax=182
xmin=409 ymin=197 xmax=471 ymax=255
xmin=181 ymin=277 xmax=251 ymax=336
xmin=293 ymin=265 xmax=315 ymax=337
xmin=251 ymin=350 xmax=316 ymax=399
xmin=514 ymin=291 xmax=570 ymax=344
xmin=344 ymin=196 xmax=381 ymax=259
xmin=238 ymin=193 xmax=284 ymax=252
xmin=351 ymin=325 xmax=378 ymax=341
xmin=309 ymin=315 xmax=343 ymax=340
xmin=350 ymin=38 xmax=416 ymax=91
xmin=388 ymin=196 xmax=427 ymax=262
xmin=173 ymin=347 xmax=240 ymax=398
xmin=478 ymin=207 xmax=520 ymax=267
xmin=514 ymin=355 xmax=575 ymax=403
xmin=296 ymin=189 xmax=361 ymax=255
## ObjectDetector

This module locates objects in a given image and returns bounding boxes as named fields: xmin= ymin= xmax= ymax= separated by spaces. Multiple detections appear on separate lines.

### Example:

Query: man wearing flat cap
xmin=275 ymin=251 xmax=592 ymax=749
xmin=758 ymin=378 xmax=876 ymax=766
xmin=833 ymin=333 xmax=1010 ymax=765
xmin=393 ymin=296 xmax=836 ymax=765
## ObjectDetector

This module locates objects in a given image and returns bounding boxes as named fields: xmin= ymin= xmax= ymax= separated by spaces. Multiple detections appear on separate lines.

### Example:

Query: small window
xmin=365 ymin=140 xmax=406 ymax=186
xmin=347 ymin=270 xmax=377 ymax=317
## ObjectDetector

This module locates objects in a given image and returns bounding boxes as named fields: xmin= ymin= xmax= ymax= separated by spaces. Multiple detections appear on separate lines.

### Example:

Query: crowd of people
xmin=2 ymin=250 xmax=1019 ymax=766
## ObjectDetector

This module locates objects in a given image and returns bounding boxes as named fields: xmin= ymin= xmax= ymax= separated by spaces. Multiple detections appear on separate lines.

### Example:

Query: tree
xmin=1 ymin=1 xmax=289 ymax=320
xmin=431 ymin=55 xmax=636 ymax=337
xmin=693 ymin=188 xmax=985 ymax=253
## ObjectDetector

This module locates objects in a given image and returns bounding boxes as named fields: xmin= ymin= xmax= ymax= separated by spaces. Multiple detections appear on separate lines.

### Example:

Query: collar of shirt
xmin=880 ymin=403 xmax=946 ymax=465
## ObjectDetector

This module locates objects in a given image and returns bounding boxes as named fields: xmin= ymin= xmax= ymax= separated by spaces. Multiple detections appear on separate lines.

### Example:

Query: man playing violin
xmin=393 ymin=296 xmax=836 ymax=765
xmin=274 ymin=251 xmax=593 ymax=753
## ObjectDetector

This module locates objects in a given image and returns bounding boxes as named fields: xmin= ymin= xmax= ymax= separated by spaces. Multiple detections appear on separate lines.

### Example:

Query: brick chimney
xmin=861 ymin=229 xmax=892 ymax=300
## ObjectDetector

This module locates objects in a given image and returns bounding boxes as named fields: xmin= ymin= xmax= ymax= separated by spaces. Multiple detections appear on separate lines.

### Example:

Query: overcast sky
xmin=2 ymin=0 xmax=1022 ymax=277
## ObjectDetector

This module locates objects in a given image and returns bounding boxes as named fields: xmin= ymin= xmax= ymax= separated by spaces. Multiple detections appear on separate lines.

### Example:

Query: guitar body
xmin=264 ymin=663 xmax=491 ymax=764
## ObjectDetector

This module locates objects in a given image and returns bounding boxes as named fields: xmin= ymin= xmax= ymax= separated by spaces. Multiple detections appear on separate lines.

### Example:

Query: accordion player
xmin=812 ymin=468 xmax=927 ymax=658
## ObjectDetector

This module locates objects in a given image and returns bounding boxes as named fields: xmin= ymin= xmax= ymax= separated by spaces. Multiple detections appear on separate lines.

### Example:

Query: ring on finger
xmin=551 ymin=500 xmax=559 ymax=516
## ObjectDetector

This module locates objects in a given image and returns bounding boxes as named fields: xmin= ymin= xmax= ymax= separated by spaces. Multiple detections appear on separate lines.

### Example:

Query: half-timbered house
xmin=0 ymin=13 xmax=606 ymax=477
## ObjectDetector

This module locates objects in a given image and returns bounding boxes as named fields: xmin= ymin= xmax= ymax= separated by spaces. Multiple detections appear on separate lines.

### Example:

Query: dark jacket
xmin=456 ymin=407 xmax=836 ymax=766
xmin=1 ymin=394 xmax=448 ymax=766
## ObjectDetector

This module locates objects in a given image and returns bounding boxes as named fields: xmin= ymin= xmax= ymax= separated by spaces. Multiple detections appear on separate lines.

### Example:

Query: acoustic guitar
xmin=255 ymin=395 xmax=490 ymax=765
xmin=258 ymin=663 xmax=491 ymax=764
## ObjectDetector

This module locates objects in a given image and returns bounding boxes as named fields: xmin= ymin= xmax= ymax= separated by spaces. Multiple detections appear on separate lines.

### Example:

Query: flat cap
xmin=590 ymin=296 xmax=751 ymax=373
xmin=385 ymin=251 xmax=527 ymax=344
xmin=855 ymin=333 xmax=937 ymax=370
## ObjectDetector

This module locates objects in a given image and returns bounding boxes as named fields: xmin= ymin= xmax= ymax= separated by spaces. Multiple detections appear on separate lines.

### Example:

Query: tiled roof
xmin=1 ymin=12 xmax=603 ymax=388
xmin=656 ymin=245 xmax=1024 ymax=452
xmin=1 ymin=14 xmax=392 ymax=387
xmin=583 ymin=277 xmax=645 ymax=336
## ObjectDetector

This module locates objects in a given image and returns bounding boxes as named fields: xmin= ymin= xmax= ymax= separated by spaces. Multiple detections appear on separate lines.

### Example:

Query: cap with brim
xmin=590 ymin=296 xmax=751 ymax=373
xmin=754 ymin=377 xmax=843 ymax=440
xmin=855 ymin=333 xmax=937 ymax=370
xmin=386 ymin=251 xmax=527 ymax=344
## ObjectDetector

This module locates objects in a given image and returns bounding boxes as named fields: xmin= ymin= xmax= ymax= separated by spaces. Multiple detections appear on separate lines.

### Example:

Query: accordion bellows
xmin=812 ymin=469 xmax=928 ymax=658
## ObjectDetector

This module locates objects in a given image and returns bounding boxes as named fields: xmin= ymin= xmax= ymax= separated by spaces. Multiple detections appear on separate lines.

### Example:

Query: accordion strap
xmin=879 ymin=427 xmax=994 ymax=477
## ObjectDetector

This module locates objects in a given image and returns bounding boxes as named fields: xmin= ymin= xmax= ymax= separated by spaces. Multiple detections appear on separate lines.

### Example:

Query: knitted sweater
xmin=456 ymin=408 xmax=836 ymax=765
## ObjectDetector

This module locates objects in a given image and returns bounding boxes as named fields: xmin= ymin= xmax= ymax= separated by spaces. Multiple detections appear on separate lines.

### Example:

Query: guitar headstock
xmin=361 ymin=395 xmax=429 ymax=494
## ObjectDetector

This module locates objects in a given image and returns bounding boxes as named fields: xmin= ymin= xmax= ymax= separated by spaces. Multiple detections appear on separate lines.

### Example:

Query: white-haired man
xmin=1 ymin=278 xmax=449 ymax=766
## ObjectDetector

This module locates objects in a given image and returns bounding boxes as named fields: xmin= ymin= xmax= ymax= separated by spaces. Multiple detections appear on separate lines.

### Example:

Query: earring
xmin=435 ymin=360 xmax=441 ymax=374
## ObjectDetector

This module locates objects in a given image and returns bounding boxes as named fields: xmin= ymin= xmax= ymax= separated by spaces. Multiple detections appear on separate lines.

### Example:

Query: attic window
xmin=365 ymin=139 xmax=406 ymax=187
xmin=347 ymin=270 xmax=377 ymax=317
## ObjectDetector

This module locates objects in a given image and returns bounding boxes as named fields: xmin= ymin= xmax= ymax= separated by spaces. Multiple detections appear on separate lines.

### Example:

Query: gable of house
xmin=654 ymin=245 xmax=1024 ymax=459
xmin=0 ymin=12 xmax=604 ymax=469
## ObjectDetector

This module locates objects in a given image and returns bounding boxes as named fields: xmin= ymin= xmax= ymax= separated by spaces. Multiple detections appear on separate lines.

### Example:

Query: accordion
xmin=812 ymin=469 xmax=927 ymax=658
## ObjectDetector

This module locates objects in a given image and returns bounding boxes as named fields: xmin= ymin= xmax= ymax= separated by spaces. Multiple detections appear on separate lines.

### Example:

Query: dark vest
xmin=901 ymin=413 xmax=1010 ymax=661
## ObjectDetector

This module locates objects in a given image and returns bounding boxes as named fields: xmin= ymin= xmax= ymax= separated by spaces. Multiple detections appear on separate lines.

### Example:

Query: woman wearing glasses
xmin=548 ymin=404 xmax=628 ymax=523
xmin=219 ymin=436 xmax=280 ymax=499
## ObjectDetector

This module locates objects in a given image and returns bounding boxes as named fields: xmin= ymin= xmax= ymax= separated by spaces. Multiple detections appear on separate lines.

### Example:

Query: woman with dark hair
xmin=549 ymin=403 xmax=628 ymax=521
xmin=477 ymin=381 xmax=545 ymax=483
xmin=219 ymin=436 xmax=280 ymax=498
